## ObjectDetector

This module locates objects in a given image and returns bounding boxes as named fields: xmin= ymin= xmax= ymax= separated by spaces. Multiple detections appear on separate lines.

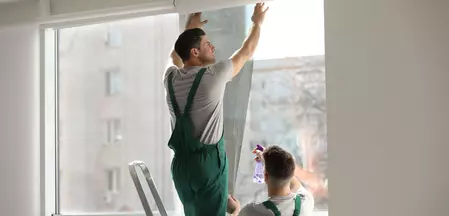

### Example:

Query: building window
xmin=106 ymin=168 xmax=120 ymax=193
xmin=105 ymin=25 xmax=122 ymax=47
xmin=55 ymin=13 xmax=179 ymax=215
xmin=106 ymin=119 xmax=122 ymax=145
xmin=106 ymin=70 xmax=121 ymax=96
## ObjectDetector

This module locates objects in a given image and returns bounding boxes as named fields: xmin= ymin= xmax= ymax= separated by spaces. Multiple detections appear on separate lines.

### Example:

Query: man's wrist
xmin=231 ymin=207 xmax=241 ymax=216
xmin=185 ymin=25 xmax=201 ymax=30
xmin=252 ymin=22 xmax=262 ymax=28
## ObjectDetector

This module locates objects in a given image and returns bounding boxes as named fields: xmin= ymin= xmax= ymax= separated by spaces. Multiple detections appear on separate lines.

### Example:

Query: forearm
xmin=231 ymin=208 xmax=240 ymax=216
xmin=294 ymin=165 xmax=314 ymax=181
xmin=294 ymin=164 xmax=324 ymax=189
xmin=170 ymin=50 xmax=183 ymax=68
xmin=290 ymin=176 xmax=302 ymax=192
xmin=240 ymin=23 xmax=261 ymax=59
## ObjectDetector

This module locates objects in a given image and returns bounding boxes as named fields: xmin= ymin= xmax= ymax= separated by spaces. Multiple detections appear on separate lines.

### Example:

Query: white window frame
xmin=40 ymin=5 xmax=178 ymax=216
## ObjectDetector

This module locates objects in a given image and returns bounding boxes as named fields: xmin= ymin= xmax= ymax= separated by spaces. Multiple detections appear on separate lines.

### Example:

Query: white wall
xmin=325 ymin=0 xmax=449 ymax=216
xmin=0 ymin=24 xmax=40 ymax=216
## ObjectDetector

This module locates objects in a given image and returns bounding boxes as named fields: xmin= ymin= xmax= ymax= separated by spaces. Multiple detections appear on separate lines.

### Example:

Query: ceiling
xmin=0 ymin=0 xmax=30 ymax=4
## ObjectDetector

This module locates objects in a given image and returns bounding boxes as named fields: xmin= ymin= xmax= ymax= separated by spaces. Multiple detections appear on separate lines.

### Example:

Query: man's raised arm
xmin=230 ymin=2 xmax=269 ymax=77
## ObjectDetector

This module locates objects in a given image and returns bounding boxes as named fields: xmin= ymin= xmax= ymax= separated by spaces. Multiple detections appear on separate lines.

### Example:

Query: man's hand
xmin=227 ymin=195 xmax=241 ymax=216
xmin=186 ymin=12 xmax=208 ymax=30
xmin=251 ymin=2 xmax=269 ymax=26
xmin=252 ymin=145 xmax=265 ymax=163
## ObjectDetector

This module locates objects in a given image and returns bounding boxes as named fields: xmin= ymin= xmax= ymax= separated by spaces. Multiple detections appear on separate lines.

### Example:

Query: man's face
xmin=197 ymin=35 xmax=216 ymax=64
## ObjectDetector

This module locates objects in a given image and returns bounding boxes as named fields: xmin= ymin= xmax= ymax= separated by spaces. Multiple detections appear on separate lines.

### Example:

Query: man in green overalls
xmin=236 ymin=145 xmax=315 ymax=216
xmin=163 ymin=3 xmax=269 ymax=216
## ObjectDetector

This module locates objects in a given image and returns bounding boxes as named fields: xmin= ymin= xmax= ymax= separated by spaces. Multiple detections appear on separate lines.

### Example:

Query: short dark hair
xmin=174 ymin=28 xmax=206 ymax=62
xmin=263 ymin=145 xmax=296 ymax=187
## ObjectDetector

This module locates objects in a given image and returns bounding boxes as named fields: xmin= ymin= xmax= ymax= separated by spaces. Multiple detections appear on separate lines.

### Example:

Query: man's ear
xmin=264 ymin=171 xmax=269 ymax=181
xmin=190 ymin=48 xmax=199 ymax=57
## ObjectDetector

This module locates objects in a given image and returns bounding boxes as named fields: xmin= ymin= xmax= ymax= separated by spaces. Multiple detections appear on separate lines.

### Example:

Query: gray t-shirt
xmin=163 ymin=60 xmax=233 ymax=144
xmin=238 ymin=186 xmax=315 ymax=216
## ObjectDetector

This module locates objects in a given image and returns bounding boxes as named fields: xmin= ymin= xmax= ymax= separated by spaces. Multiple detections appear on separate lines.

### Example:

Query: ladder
xmin=128 ymin=160 xmax=168 ymax=216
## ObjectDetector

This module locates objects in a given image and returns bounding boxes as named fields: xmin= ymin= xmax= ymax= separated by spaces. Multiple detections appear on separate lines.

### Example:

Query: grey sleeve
xmin=209 ymin=59 xmax=234 ymax=83
xmin=238 ymin=204 xmax=252 ymax=216
xmin=295 ymin=186 xmax=315 ymax=216
xmin=238 ymin=203 xmax=271 ymax=216
xmin=163 ymin=66 xmax=177 ymax=83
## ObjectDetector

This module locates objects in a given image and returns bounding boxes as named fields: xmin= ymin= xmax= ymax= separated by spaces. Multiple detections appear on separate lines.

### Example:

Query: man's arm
xmin=294 ymin=165 xmax=322 ymax=187
xmin=230 ymin=3 xmax=269 ymax=77
xmin=290 ymin=176 xmax=302 ymax=192
xmin=227 ymin=195 xmax=241 ymax=216
xmin=169 ymin=50 xmax=183 ymax=68
xmin=168 ymin=12 xmax=208 ymax=68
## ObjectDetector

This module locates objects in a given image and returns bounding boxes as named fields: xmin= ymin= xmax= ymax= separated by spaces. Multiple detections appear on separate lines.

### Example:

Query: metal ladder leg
xmin=128 ymin=160 xmax=168 ymax=216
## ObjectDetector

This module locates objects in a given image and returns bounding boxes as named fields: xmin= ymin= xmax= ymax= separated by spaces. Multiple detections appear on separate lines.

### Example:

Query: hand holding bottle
xmin=252 ymin=144 xmax=265 ymax=184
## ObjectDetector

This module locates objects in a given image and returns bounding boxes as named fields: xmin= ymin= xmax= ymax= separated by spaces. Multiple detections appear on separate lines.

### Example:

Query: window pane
xmin=58 ymin=14 xmax=181 ymax=214
xmin=106 ymin=70 xmax=121 ymax=96
xmin=57 ymin=0 xmax=327 ymax=215
xmin=205 ymin=0 xmax=328 ymax=214
xmin=106 ymin=24 xmax=123 ymax=47
xmin=201 ymin=5 xmax=254 ymax=196
xmin=106 ymin=119 xmax=122 ymax=145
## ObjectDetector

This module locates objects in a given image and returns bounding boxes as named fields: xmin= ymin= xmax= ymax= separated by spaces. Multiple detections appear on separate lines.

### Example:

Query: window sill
xmin=53 ymin=210 xmax=328 ymax=216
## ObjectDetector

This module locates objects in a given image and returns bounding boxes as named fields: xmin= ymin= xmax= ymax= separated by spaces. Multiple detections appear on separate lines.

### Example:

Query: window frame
xmin=40 ymin=2 xmax=329 ymax=216
xmin=40 ymin=6 xmax=179 ymax=216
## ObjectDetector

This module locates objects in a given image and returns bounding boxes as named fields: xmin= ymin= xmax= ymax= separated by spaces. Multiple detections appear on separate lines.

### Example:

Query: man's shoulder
xmin=163 ymin=66 xmax=179 ymax=84
xmin=295 ymin=186 xmax=314 ymax=200
xmin=240 ymin=202 xmax=273 ymax=216
xmin=164 ymin=65 xmax=178 ymax=76
xmin=294 ymin=186 xmax=316 ymax=215
xmin=207 ymin=59 xmax=233 ymax=74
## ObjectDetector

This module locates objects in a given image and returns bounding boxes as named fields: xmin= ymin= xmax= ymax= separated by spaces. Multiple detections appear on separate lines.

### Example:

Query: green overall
xmin=262 ymin=195 xmax=302 ymax=216
xmin=167 ymin=68 xmax=228 ymax=216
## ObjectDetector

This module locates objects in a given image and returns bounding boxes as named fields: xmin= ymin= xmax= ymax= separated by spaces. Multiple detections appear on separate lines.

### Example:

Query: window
xmin=106 ymin=168 xmax=120 ymax=193
xmin=56 ymin=13 xmax=181 ymax=214
xmin=106 ymin=69 xmax=121 ymax=96
xmin=47 ymin=0 xmax=326 ymax=215
xmin=204 ymin=0 xmax=328 ymax=214
xmin=105 ymin=24 xmax=122 ymax=47
xmin=106 ymin=119 xmax=122 ymax=145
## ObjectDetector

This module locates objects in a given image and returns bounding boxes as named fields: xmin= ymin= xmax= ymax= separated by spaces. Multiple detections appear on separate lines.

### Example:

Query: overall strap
xmin=167 ymin=72 xmax=181 ymax=118
xmin=292 ymin=195 xmax=302 ymax=216
xmin=183 ymin=68 xmax=207 ymax=115
xmin=262 ymin=200 xmax=281 ymax=216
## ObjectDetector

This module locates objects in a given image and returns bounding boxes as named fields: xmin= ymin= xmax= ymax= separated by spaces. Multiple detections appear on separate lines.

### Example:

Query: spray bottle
xmin=252 ymin=144 xmax=265 ymax=184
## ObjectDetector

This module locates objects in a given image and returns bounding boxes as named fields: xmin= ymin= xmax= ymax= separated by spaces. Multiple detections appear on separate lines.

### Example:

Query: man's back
xmin=239 ymin=186 xmax=315 ymax=216
xmin=163 ymin=60 xmax=233 ymax=144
